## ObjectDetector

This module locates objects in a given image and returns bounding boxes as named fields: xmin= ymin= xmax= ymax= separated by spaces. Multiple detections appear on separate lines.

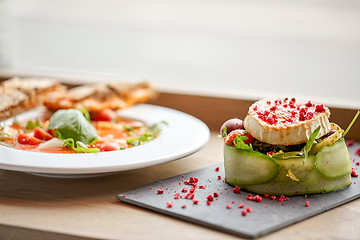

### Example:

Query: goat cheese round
xmin=244 ymin=98 xmax=331 ymax=145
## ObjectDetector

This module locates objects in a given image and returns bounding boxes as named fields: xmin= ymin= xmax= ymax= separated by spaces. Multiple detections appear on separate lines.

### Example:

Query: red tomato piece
xmin=224 ymin=129 xmax=254 ymax=145
xmin=99 ymin=142 xmax=121 ymax=152
xmin=92 ymin=109 xmax=117 ymax=122
xmin=34 ymin=127 xmax=53 ymax=141
xmin=17 ymin=133 xmax=42 ymax=145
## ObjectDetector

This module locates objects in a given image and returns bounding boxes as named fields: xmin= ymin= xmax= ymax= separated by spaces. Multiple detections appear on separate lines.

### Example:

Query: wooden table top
xmin=1 ymin=91 xmax=359 ymax=240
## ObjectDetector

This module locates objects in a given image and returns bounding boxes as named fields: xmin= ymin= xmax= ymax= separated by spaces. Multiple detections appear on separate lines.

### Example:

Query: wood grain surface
xmin=0 ymin=89 xmax=359 ymax=240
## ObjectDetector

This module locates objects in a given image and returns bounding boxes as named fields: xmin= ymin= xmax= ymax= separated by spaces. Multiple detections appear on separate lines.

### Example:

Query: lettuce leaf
xmin=62 ymin=138 xmax=100 ymax=153
xmin=300 ymin=126 xmax=320 ymax=163
xmin=25 ymin=120 xmax=42 ymax=130
xmin=233 ymin=135 xmax=253 ymax=151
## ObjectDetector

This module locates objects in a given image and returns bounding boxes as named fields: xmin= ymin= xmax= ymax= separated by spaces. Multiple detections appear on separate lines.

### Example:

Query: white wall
xmin=1 ymin=0 xmax=360 ymax=108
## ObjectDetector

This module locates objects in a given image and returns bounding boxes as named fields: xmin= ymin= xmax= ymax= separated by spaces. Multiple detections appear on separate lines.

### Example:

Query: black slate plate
xmin=117 ymin=141 xmax=360 ymax=239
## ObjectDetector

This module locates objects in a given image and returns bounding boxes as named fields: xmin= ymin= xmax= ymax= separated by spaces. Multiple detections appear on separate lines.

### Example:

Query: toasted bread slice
xmin=0 ymin=77 xmax=62 ymax=121
xmin=43 ymin=81 xmax=158 ymax=113
xmin=244 ymin=98 xmax=331 ymax=145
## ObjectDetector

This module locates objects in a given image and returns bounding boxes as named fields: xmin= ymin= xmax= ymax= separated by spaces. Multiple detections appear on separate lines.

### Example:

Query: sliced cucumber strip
xmin=315 ymin=138 xmax=352 ymax=179
xmin=243 ymin=156 xmax=351 ymax=195
xmin=309 ymin=130 xmax=342 ymax=155
xmin=224 ymin=145 xmax=280 ymax=185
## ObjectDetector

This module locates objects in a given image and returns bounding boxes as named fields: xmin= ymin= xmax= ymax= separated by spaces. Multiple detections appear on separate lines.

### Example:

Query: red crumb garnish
xmin=207 ymin=195 xmax=214 ymax=201
xmin=346 ymin=139 xmax=354 ymax=146
xmin=247 ymin=194 xmax=262 ymax=202
xmin=181 ymin=188 xmax=188 ymax=193
xmin=167 ymin=201 xmax=173 ymax=208
xmin=184 ymin=177 xmax=198 ymax=186
xmin=242 ymin=210 xmax=247 ymax=216
xmin=193 ymin=199 xmax=199 ymax=204
xmin=277 ymin=195 xmax=289 ymax=202
xmin=315 ymin=104 xmax=325 ymax=113
xmin=214 ymin=192 xmax=219 ymax=197
xmin=351 ymin=168 xmax=358 ymax=177
xmin=174 ymin=193 xmax=180 ymax=199
xmin=226 ymin=204 xmax=232 ymax=209
xmin=238 ymin=203 xmax=244 ymax=208
xmin=215 ymin=167 xmax=220 ymax=171
xmin=246 ymin=208 xmax=252 ymax=212
xmin=207 ymin=201 xmax=211 ymax=206
xmin=247 ymin=194 xmax=253 ymax=200
xmin=356 ymin=162 xmax=359 ymax=166
xmin=253 ymin=195 xmax=262 ymax=202
xmin=217 ymin=175 xmax=221 ymax=180
xmin=232 ymin=186 xmax=241 ymax=194
xmin=185 ymin=193 xmax=195 ymax=199
xmin=305 ymin=201 xmax=310 ymax=207
xmin=182 ymin=205 xmax=186 ymax=209
xmin=355 ymin=149 xmax=360 ymax=156
xmin=157 ymin=189 xmax=164 ymax=194
xmin=122 ymin=195 xmax=127 ymax=197
xmin=305 ymin=101 xmax=313 ymax=107
xmin=263 ymin=193 xmax=270 ymax=198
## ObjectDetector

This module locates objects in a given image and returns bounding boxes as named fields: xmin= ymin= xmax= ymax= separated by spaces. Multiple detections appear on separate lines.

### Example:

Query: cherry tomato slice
xmin=224 ymin=129 xmax=254 ymax=145
xmin=17 ymin=133 xmax=42 ymax=145
xmin=99 ymin=142 xmax=121 ymax=152
xmin=34 ymin=127 xmax=53 ymax=141
xmin=92 ymin=109 xmax=117 ymax=122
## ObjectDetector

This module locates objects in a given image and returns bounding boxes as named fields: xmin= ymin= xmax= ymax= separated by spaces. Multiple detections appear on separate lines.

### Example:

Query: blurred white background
xmin=0 ymin=0 xmax=359 ymax=108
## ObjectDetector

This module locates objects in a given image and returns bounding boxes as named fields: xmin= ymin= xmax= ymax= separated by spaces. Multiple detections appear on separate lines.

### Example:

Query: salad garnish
xmin=48 ymin=109 xmax=98 ymax=145
xmin=343 ymin=110 xmax=360 ymax=137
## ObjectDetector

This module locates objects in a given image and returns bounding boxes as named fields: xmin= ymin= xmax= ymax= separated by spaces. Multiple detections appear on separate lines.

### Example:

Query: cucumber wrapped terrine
xmin=221 ymin=98 xmax=353 ymax=196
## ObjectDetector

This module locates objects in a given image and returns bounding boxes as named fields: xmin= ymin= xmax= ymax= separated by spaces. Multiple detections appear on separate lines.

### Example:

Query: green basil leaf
xmin=48 ymin=109 xmax=98 ymax=145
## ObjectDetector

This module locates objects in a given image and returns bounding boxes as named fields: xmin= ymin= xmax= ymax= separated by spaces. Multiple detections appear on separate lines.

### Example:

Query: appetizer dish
xmin=221 ymin=98 xmax=357 ymax=195
xmin=0 ymin=77 xmax=161 ymax=153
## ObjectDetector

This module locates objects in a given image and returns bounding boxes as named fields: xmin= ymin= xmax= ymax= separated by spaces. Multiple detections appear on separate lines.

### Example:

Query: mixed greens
xmin=0 ymin=108 xmax=165 ymax=153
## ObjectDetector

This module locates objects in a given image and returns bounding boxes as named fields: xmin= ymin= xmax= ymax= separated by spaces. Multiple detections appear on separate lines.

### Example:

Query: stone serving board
xmin=118 ymin=141 xmax=360 ymax=239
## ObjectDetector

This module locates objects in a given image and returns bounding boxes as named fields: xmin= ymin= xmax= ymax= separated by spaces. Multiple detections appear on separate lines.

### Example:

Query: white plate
xmin=0 ymin=104 xmax=210 ymax=177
